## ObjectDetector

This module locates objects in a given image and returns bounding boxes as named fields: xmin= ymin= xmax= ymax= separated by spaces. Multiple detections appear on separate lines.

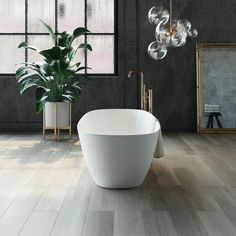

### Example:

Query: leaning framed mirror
xmin=196 ymin=43 xmax=236 ymax=133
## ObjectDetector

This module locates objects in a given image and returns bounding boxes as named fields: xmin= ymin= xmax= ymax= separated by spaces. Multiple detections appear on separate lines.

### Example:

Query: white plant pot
xmin=44 ymin=102 xmax=70 ymax=128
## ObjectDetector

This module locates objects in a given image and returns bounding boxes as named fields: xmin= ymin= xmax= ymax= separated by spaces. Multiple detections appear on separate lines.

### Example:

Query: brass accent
xmin=148 ymin=89 xmax=153 ymax=114
xmin=198 ymin=128 xmax=236 ymax=134
xmin=58 ymin=128 xmax=60 ymax=139
xmin=69 ymin=103 xmax=72 ymax=139
xmin=128 ymin=71 xmax=153 ymax=113
xmin=140 ymin=73 xmax=145 ymax=110
xmin=196 ymin=43 xmax=236 ymax=134
xmin=43 ymin=108 xmax=45 ymax=139
xmin=54 ymin=103 xmax=57 ymax=141
xmin=143 ymin=83 xmax=147 ymax=111
xmin=43 ymin=103 xmax=72 ymax=140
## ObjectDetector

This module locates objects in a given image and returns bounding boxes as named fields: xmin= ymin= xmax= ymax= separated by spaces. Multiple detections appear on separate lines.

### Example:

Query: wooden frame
xmin=196 ymin=43 xmax=236 ymax=134
xmin=43 ymin=103 xmax=72 ymax=141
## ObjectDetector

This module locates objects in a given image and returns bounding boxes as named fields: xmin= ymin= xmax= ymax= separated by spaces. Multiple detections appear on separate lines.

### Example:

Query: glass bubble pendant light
xmin=148 ymin=0 xmax=198 ymax=60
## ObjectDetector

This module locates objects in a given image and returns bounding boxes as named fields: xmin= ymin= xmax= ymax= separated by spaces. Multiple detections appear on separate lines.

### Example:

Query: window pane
xmin=0 ymin=36 xmax=25 ymax=73
xmin=27 ymin=36 xmax=51 ymax=63
xmin=28 ymin=0 xmax=55 ymax=33
xmin=0 ymin=1 xmax=116 ymax=75
xmin=87 ymin=0 xmax=114 ymax=33
xmin=73 ymin=37 xmax=85 ymax=73
xmin=27 ymin=36 xmax=85 ymax=72
xmin=0 ymin=0 xmax=25 ymax=33
xmin=87 ymin=35 xmax=114 ymax=74
xmin=58 ymin=0 xmax=85 ymax=33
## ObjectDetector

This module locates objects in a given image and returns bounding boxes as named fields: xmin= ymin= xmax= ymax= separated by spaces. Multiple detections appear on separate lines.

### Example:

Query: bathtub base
xmin=79 ymin=133 xmax=157 ymax=189
xmin=77 ymin=109 xmax=161 ymax=190
xmin=93 ymin=178 xmax=146 ymax=189
xmin=95 ymin=182 xmax=144 ymax=189
xmin=89 ymin=165 xmax=150 ymax=189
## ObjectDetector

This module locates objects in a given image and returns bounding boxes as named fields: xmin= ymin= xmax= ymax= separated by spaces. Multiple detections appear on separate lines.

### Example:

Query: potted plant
xmin=15 ymin=20 xmax=92 ymax=136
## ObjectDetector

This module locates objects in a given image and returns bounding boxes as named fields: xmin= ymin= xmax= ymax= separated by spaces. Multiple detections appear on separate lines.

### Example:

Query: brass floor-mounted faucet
xmin=128 ymin=71 xmax=153 ymax=114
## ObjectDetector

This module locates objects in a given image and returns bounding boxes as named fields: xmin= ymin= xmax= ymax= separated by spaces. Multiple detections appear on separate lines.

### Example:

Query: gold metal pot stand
xmin=43 ymin=103 xmax=72 ymax=141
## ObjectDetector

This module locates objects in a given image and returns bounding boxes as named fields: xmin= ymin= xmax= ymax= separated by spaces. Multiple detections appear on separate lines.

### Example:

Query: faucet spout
xmin=128 ymin=71 xmax=132 ymax=78
xmin=128 ymin=70 xmax=143 ymax=79
xmin=127 ymin=71 xmax=153 ymax=113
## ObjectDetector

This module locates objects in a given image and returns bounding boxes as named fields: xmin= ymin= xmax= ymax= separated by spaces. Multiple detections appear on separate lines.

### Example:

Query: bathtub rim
xmin=77 ymin=109 xmax=161 ymax=137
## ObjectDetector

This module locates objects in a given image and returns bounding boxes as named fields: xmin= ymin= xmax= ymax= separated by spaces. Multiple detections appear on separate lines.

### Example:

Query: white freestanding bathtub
xmin=77 ymin=109 xmax=161 ymax=189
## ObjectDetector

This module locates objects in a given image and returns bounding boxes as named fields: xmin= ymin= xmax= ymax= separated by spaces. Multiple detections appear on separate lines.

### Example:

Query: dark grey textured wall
xmin=1 ymin=0 xmax=236 ymax=132
xmin=201 ymin=48 xmax=236 ymax=128
xmin=137 ymin=0 xmax=236 ymax=131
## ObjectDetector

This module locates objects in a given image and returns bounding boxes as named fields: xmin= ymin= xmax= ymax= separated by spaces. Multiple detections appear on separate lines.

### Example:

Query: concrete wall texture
xmin=201 ymin=48 xmax=236 ymax=128
xmin=1 ymin=0 xmax=236 ymax=132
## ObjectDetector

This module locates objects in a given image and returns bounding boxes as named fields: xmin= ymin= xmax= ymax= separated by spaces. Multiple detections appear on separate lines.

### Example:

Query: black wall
xmin=1 ymin=0 xmax=236 ymax=132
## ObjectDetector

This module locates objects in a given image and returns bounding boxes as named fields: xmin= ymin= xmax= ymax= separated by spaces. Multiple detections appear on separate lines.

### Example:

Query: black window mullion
xmin=55 ymin=0 xmax=58 ymax=34
xmin=0 ymin=33 xmax=26 ymax=35
xmin=114 ymin=0 xmax=118 ymax=75
xmin=86 ymin=33 xmax=114 ymax=35
xmin=25 ymin=0 xmax=28 ymax=62
xmin=25 ymin=33 xmax=55 ymax=35
xmin=0 ymin=0 xmax=117 ymax=75
xmin=85 ymin=0 xmax=88 ymax=74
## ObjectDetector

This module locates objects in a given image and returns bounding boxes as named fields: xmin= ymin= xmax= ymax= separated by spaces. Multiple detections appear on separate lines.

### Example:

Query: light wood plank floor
xmin=0 ymin=133 xmax=236 ymax=236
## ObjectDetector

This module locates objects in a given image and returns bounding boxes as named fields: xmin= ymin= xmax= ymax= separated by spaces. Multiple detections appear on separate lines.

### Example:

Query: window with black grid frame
xmin=0 ymin=0 xmax=117 ymax=75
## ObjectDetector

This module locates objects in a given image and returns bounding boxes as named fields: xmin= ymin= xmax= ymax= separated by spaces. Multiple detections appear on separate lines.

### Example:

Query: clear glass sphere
xmin=147 ymin=4 xmax=198 ymax=60
xmin=171 ymin=32 xmax=187 ymax=47
xmin=155 ymin=21 xmax=171 ymax=46
xmin=148 ymin=41 xmax=167 ymax=60
xmin=171 ymin=23 xmax=188 ymax=47
xmin=148 ymin=6 xmax=169 ymax=25
xmin=177 ymin=19 xmax=192 ymax=32
xmin=172 ymin=19 xmax=179 ymax=29
xmin=188 ymin=28 xmax=198 ymax=38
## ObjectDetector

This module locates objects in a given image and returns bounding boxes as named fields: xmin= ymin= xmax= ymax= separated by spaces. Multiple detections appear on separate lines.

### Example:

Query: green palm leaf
xmin=16 ymin=20 xmax=93 ymax=113
xmin=40 ymin=20 xmax=57 ymax=46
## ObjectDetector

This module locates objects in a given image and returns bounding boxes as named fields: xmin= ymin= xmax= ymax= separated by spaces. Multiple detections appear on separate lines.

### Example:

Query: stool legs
xmin=215 ymin=116 xmax=223 ymax=128
xmin=206 ymin=115 xmax=212 ymax=128
xmin=206 ymin=114 xmax=223 ymax=128
xmin=210 ymin=116 xmax=214 ymax=128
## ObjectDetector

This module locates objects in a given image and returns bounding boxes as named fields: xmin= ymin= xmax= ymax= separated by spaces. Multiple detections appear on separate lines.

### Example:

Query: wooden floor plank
xmin=0 ymin=169 xmax=19 ymax=187
xmin=114 ymin=209 xmax=145 ymax=236
xmin=142 ymin=211 xmax=177 ymax=236
xmin=0 ymin=133 xmax=235 ymax=235
xmin=35 ymin=169 xmax=76 ymax=211
xmin=50 ymin=186 xmax=92 ymax=236
xmin=19 ymin=211 xmax=58 ymax=236
xmin=0 ymin=186 xmax=45 ymax=236
xmin=0 ymin=169 xmax=36 ymax=212
xmin=198 ymin=211 xmax=236 ymax=236
xmin=153 ymin=160 xmax=181 ymax=186
xmin=82 ymin=211 xmax=114 ymax=236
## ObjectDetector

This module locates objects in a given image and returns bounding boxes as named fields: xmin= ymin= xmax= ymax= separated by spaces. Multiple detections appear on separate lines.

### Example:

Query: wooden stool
xmin=206 ymin=112 xmax=223 ymax=128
